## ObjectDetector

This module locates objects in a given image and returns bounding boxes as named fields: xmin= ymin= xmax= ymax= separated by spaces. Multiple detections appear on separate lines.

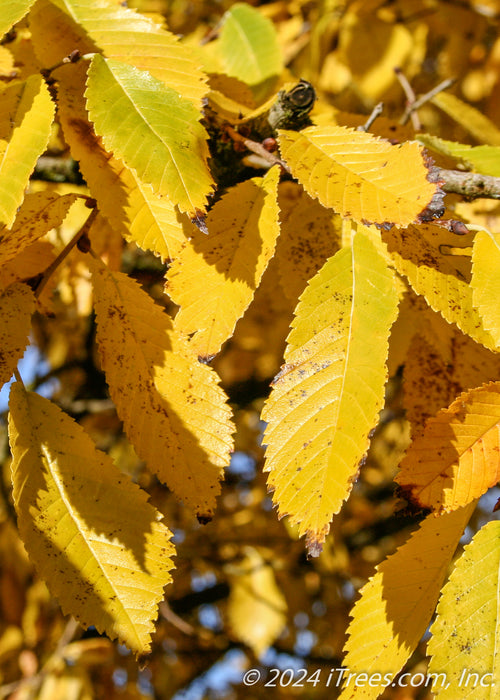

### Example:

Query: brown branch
xmin=34 ymin=203 xmax=97 ymax=298
xmin=223 ymin=124 xmax=290 ymax=173
xmin=438 ymin=169 xmax=500 ymax=200
xmin=394 ymin=68 xmax=420 ymax=130
xmin=397 ymin=73 xmax=455 ymax=126
xmin=357 ymin=102 xmax=384 ymax=132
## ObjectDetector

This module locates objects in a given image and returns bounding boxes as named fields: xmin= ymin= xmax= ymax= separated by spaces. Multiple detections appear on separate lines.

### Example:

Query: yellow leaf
xmin=471 ymin=228 xmax=500 ymax=348
xmin=0 ymin=74 xmax=55 ymax=227
xmin=403 ymin=334 xmax=460 ymax=435
xmin=227 ymin=547 xmax=287 ymax=657
xmin=262 ymin=228 xmax=399 ymax=555
xmin=428 ymin=520 xmax=500 ymax=699
xmin=278 ymin=125 xmax=437 ymax=227
xmin=383 ymin=222 xmax=497 ymax=350
xmin=166 ymin=167 xmax=280 ymax=359
xmin=431 ymin=92 xmax=500 ymax=146
xmin=91 ymin=262 xmax=234 ymax=519
xmin=53 ymin=61 xmax=187 ymax=262
xmin=0 ymin=283 xmax=35 ymax=388
xmin=88 ymin=212 xmax=123 ymax=271
xmin=0 ymin=240 xmax=56 ymax=293
xmin=32 ymin=0 xmax=207 ymax=105
xmin=403 ymin=328 xmax=500 ymax=434
xmin=215 ymin=254 xmax=295 ymax=385
xmin=338 ymin=9 xmax=413 ymax=100
xmin=396 ymin=382 xmax=500 ymax=512
xmin=85 ymin=54 xmax=214 ymax=216
xmin=339 ymin=504 xmax=475 ymax=700
xmin=0 ymin=191 xmax=77 ymax=266
xmin=0 ymin=0 xmax=36 ymax=38
xmin=8 ymin=382 xmax=175 ymax=655
xmin=275 ymin=182 xmax=341 ymax=302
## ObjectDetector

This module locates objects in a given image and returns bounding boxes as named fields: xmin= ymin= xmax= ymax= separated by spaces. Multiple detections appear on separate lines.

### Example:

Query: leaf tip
xmin=305 ymin=525 xmax=330 ymax=558
xmin=196 ymin=512 xmax=214 ymax=525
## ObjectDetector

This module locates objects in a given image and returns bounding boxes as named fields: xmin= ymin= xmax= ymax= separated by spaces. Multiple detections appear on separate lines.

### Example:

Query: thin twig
xmin=0 ymin=618 xmax=80 ymax=699
xmin=40 ymin=50 xmax=81 ymax=79
xmin=223 ymin=124 xmax=290 ymax=173
xmin=35 ymin=205 xmax=98 ymax=299
xmin=400 ymin=77 xmax=456 ymax=126
xmin=357 ymin=102 xmax=384 ymax=132
xmin=160 ymin=602 xmax=197 ymax=636
xmin=394 ymin=67 xmax=421 ymax=129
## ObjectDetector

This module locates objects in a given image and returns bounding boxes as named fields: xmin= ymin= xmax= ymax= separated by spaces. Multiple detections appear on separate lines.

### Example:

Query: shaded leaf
xmin=8 ymin=382 xmax=175 ymax=655
xmin=383 ymin=221 xmax=497 ymax=350
xmin=91 ymin=262 xmax=234 ymax=519
xmin=167 ymin=167 xmax=280 ymax=359
xmin=262 ymin=228 xmax=399 ymax=555
xmin=275 ymin=182 xmax=341 ymax=302
xmin=397 ymin=383 xmax=500 ymax=512
xmin=228 ymin=547 xmax=287 ymax=657
xmin=0 ymin=241 xmax=56 ymax=293
xmin=471 ymin=228 xmax=500 ymax=348
xmin=403 ymin=331 xmax=500 ymax=435
xmin=218 ymin=3 xmax=282 ymax=100
xmin=428 ymin=520 xmax=500 ymax=699
xmin=339 ymin=504 xmax=475 ymax=700
xmin=214 ymin=254 xmax=295 ymax=386
xmin=0 ymin=284 xmax=35 ymax=388
xmin=0 ymin=74 xmax=55 ymax=227
xmin=85 ymin=54 xmax=214 ymax=216
xmin=38 ymin=0 xmax=207 ymax=105
xmin=278 ymin=125 xmax=437 ymax=227
xmin=0 ymin=191 xmax=77 ymax=266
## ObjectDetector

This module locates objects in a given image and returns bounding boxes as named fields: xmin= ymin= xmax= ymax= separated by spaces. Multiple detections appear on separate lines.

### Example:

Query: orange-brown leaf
xmin=397 ymin=382 xmax=500 ymax=512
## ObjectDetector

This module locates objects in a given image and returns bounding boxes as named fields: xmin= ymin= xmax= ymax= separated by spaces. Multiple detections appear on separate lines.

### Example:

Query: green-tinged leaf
xmin=428 ymin=520 xmax=500 ymax=699
xmin=431 ymin=92 xmax=500 ymax=146
xmin=53 ymin=61 xmax=187 ymax=261
xmin=0 ymin=191 xmax=78 ymax=266
xmin=0 ymin=74 xmax=55 ymax=227
xmin=0 ymin=0 xmax=36 ymax=38
xmin=339 ymin=504 xmax=475 ymax=700
xmin=383 ymin=222 xmax=497 ymax=350
xmin=396 ymin=383 xmax=500 ymax=512
xmin=8 ymin=382 xmax=175 ymax=655
xmin=91 ymin=262 xmax=234 ymax=520
xmin=418 ymin=134 xmax=500 ymax=177
xmin=262 ymin=228 xmax=399 ymax=555
xmin=218 ymin=3 xmax=282 ymax=100
xmin=227 ymin=547 xmax=287 ymax=658
xmin=0 ymin=284 xmax=35 ymax=388
xmin=471 ymin=228 xmax=500 ymax=347
xmin=33 ymin=0 xmax=207 ymax=105
xmin=85 ymin=54 xmax=214 ymax=216
xmin=167 ymin=167 xmax=281 ymax=359
xmin=278 ymin=126 xmax=437 ymax=227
